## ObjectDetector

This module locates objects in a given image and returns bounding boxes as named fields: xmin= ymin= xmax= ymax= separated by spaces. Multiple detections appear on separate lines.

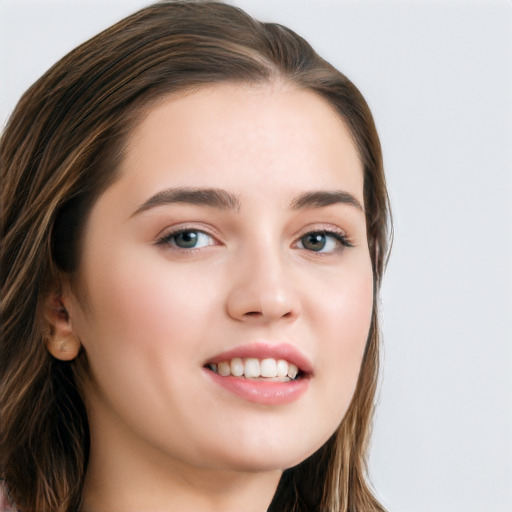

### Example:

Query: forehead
xmin=117 ymin=82 xmax=364 ymax=206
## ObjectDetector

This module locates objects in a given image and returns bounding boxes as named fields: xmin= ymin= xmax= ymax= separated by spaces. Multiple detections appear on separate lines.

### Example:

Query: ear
xmin=43 ymin=292 xmax=81 ymax=361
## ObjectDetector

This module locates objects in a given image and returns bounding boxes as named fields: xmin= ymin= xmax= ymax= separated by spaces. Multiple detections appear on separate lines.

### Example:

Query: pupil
xmin=303 ymin=233 xmax=326 ymax=251
xmin=176 ymin=231 xmax=198 ymax=248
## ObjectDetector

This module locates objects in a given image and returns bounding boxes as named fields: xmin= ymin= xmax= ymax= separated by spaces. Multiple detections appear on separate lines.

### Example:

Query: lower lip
xmin=205 ymin=369 xmax=310 ymax=405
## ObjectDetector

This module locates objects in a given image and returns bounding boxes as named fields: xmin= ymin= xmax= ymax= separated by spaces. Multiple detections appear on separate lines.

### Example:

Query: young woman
xmin=0 ymin=2 xmax=391 ymax=511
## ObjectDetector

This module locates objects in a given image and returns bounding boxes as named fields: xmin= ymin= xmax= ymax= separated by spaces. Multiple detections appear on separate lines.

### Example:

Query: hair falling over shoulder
xmin=0 ymin=2 xmax=391 ymax=511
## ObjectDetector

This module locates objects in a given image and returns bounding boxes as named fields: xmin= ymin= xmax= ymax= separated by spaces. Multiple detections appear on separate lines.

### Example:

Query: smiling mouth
xmin=205 ymin=357 xmax=304 ymax=382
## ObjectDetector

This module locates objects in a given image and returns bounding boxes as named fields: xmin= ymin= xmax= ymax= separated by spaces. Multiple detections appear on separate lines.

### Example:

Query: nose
xmin=225 ymin=245 xmax=302 ymax=323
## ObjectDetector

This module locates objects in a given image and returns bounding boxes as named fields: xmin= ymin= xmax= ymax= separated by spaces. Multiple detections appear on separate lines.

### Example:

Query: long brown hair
xmin=0 ymin=2 xmax=391 ymax=511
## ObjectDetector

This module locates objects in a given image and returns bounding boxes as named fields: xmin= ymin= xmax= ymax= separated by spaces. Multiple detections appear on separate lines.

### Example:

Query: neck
xmin=81 ymin=462 xmax=281 ymax=512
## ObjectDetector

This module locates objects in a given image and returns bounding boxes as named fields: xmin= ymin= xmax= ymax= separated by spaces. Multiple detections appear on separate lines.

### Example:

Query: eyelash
xmin=296 ymin=229 xmax=353 ymax=254
xmin=155 ymin=226 xmax=353 ymax=254
xmin=156 ymin=228 xmax=217 ymax=252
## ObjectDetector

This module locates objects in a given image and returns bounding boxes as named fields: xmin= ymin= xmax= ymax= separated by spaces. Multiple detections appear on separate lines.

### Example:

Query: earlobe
xmin=43 ymin=293 xmax=81 ymax=361
xmin=46 ymin=333 xmax=81 ymax=361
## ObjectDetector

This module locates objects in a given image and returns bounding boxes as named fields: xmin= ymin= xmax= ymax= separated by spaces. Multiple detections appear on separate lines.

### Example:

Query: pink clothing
xmin=0 ymin=481 xmax=16 ymax=512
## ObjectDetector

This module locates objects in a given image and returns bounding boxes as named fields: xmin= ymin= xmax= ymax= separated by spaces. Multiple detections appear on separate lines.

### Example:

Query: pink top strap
xmin=0 ymin=481 xmax=17 ymax=512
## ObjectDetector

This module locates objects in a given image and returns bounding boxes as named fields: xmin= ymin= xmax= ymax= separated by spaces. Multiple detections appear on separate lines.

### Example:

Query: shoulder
xmin=0 ymin=480 xmax=17 ymax=512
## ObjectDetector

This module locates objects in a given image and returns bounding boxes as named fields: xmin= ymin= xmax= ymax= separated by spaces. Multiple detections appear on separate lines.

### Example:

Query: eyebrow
xmin=290 ymin=190 xmax=364 ymax=212
xmin=132 ymin=187 xmax=241 ymax=216
xmin=131 ymin=186 xmax=364 ymax=217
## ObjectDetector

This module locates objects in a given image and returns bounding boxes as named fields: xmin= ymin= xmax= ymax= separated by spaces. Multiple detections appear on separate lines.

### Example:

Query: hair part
xmin=0 ymin=2 xmax=391 ymax=511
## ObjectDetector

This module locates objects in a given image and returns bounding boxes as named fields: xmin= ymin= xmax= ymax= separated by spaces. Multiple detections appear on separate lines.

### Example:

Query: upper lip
xmin=204 ymin=341 xmax=314 ymax=375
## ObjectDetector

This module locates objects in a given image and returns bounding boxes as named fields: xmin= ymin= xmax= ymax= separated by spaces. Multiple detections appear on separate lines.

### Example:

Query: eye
xmin=296 ymin=231 xmax=351 ymax=253
xmin=157 ymin=229 xmax=216 ymax=250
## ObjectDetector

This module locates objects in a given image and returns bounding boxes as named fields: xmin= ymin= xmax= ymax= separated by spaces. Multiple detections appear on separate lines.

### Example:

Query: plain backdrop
xmin=1 ymin=1 xmax=511 ymax=511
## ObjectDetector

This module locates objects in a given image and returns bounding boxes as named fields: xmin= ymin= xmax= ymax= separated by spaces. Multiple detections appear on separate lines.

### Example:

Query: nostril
xmin=226 ymin=286 xmax=301 ymax=322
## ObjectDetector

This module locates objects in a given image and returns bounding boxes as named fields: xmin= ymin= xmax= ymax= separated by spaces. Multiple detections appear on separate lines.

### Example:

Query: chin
xmin=201 ymin=433 xmax=329 ymax=474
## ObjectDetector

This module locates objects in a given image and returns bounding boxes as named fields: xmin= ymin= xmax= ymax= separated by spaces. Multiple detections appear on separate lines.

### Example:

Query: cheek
xmin=69 ymin=254 xmax=222 ymax=432
xmin=316 ymin=254 xmax=373 ymax=345
xmin=311 ymin=257 xmax=374 ymax=414
xmin=71 ymin=251 xmax=218 ymax=380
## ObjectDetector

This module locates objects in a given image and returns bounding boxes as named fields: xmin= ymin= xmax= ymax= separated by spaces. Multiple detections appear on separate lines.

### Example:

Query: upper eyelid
xmin=154 ymin=222 xmax=353 ymax=244
xmin=155 ymin=223 xmax=220 ymax=241
xmin=294 ymin=223 xmax=349 ymax=239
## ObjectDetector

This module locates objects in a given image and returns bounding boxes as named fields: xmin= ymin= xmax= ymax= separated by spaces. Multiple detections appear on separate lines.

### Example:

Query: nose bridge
xmin=226 ymin=230 xmax=301 ymax=322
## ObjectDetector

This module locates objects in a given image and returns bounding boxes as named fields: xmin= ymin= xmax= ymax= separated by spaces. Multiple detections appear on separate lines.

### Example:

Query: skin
xmin=49 ymin=82 xmax=374 ymax=512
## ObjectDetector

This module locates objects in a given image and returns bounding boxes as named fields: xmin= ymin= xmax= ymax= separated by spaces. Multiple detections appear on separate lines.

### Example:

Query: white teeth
xmin=276 ymin=359 xmax=288 ymax=377
xmin=244 ymin=358 xmax=260 ymax=378
xmin=218 ymin=361 xmax=231 ymax=377
xmin=260 ymin=358 xmax=277 ymax=378
xmin=208 ymin=357 xmax=301 ymax=380
xmin=287 ymin=364 xmax=298 ymax=379
xmin=230 ymin=357 xmax=244 ymax=377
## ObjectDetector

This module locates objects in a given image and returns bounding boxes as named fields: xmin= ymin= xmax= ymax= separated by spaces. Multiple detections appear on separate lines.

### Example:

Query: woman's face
xmin=65 ymin=83 xmax=373 ymax=474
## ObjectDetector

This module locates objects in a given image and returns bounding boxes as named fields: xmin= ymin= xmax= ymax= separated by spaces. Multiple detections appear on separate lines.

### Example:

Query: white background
xmin=1 ymin=1 xmax=511 ymax=511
